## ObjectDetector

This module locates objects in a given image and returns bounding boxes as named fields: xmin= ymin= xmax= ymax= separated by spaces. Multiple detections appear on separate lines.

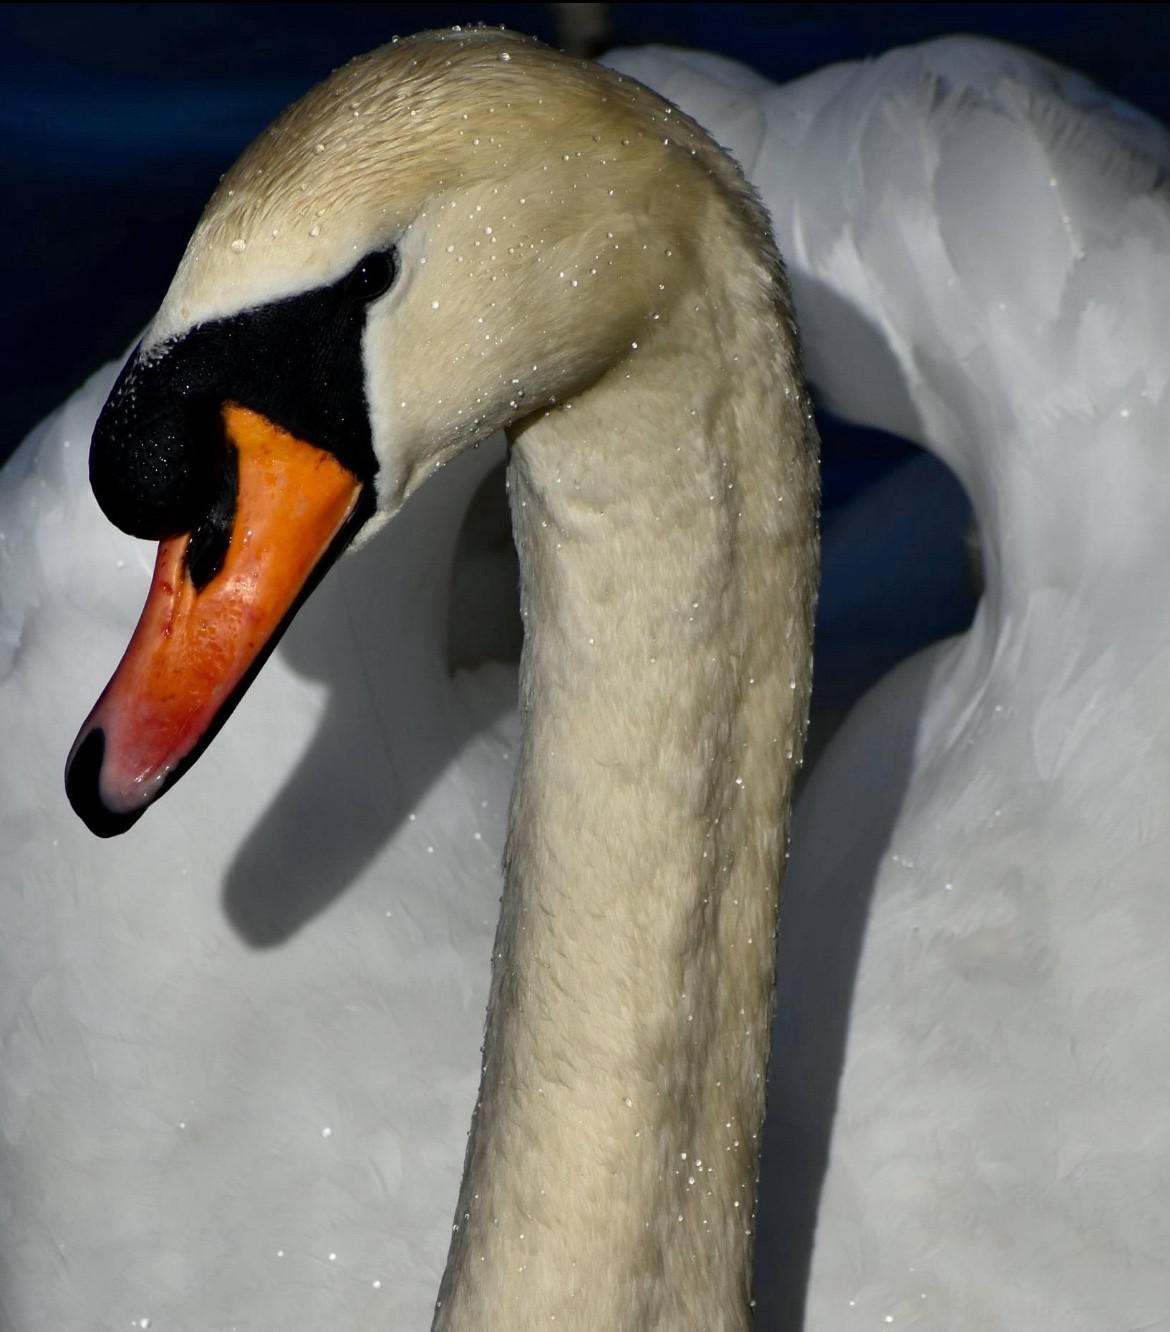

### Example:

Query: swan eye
xmin=346 ymin=249 xmax=397 ymax=304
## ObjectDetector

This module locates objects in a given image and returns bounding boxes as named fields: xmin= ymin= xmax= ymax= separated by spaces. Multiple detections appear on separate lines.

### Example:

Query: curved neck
xmin=434 ymin=260 xmax=818 ymax=1328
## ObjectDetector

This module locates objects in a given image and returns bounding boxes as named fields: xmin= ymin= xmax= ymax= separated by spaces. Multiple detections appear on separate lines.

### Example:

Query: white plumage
xmin=610 ymin=37 xmax=1170 ymax=1329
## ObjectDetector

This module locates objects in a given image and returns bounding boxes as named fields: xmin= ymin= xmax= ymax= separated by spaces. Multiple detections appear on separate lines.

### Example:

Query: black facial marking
xmin=90 ymin=245 xmax=397 ymax=540
xmin=185 ymin=438 xmax=239 ymax=591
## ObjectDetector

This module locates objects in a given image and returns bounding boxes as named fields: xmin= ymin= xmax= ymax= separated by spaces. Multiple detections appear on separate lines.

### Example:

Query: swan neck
xmin=435 ymin=275 xmax=818 ymax=1328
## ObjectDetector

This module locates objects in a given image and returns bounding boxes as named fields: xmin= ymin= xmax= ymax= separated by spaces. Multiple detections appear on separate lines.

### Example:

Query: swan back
xmin=609 ymin=38 xmax=1170 ymax=1329
xmin=613 ymin=38 xmax=1170 ymax=611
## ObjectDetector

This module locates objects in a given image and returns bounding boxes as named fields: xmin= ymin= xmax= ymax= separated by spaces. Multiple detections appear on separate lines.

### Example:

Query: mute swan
xmin=60 ymin=27 xmax=818 ymax=1330
xmin=1 ymin=28 xmax=1164 ymax=1332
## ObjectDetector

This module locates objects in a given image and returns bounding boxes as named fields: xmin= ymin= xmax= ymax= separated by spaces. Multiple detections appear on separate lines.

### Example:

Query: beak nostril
xmin=185 ymin=440 xmax=240 ymax=591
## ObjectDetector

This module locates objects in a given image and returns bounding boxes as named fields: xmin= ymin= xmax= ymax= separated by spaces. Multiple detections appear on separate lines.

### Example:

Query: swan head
xmin=66 ymin=27 xmax=768 ymax=835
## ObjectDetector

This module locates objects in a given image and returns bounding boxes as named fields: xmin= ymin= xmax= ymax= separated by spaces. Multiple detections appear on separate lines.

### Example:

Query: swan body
xmin=1 ymin=27 xmax=1165 ymax=1332
xmin=1 ymin=373 xmax=518 ymax=1327
xmin=609 ymin=37 xmax=1170 ymax=1330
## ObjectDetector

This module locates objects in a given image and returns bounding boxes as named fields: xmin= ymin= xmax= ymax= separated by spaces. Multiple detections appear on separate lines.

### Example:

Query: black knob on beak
xmin=89 ymin=350 xmax=223 ymax=541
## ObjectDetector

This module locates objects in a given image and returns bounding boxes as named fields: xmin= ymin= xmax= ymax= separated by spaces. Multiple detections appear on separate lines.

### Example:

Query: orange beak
xmin=66 ymin=403 xmax=363 ymax=835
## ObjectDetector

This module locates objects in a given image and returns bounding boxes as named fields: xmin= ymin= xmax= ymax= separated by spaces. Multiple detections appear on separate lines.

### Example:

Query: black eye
xmin=346 ymin=248 xmax=396 ymax=303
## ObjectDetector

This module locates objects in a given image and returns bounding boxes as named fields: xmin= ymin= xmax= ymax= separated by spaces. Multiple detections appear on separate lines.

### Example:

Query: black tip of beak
xmin=65 ymin=729 xmax=144 ymax=838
